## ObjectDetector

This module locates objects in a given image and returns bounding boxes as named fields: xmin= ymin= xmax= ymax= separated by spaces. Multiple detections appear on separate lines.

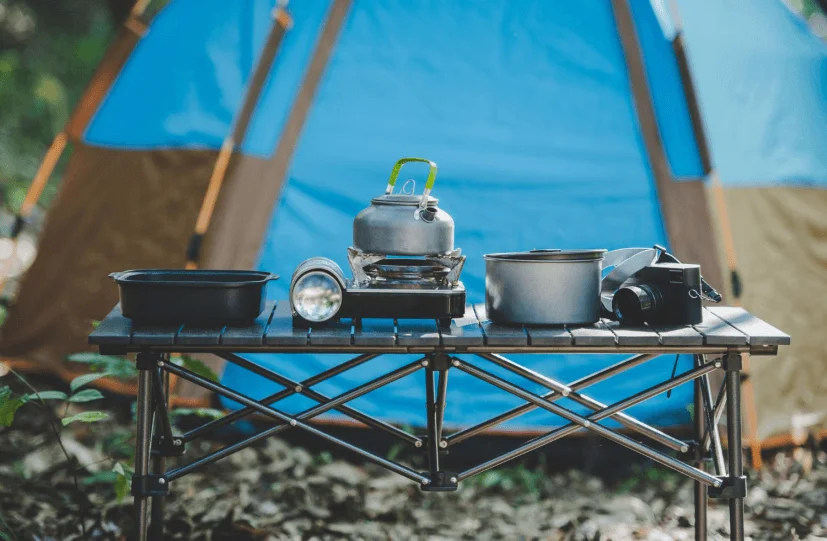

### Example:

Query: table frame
xmin=90 ymin=303 xmax=790 ymax=541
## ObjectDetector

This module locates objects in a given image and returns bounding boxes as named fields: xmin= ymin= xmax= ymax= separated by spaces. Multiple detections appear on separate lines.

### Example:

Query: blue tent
xmin=5 ymin=0 xmax=826 ymax=439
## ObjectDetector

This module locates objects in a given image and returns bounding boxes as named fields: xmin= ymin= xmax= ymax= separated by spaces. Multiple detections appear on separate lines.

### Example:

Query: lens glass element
xmin=613 ymin=285 xmax=660 ymax=323
xmin=292 ymin=271 xmax=343 ymax=322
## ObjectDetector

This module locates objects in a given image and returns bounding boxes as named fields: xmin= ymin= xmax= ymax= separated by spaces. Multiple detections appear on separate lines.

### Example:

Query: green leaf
xmin=70 ymin=372 xmax=109 ymax=392
xmin=0 ymin=397 xmax=23 ymax=427
xmin=170 ymin=407 xmax=224 ymax=420
xmin=82 ymin=470 xmax=118 ymax=486
xmin=112 ymin=461 xmax=133 ymax=476
xmin=177 ymin=356 xmax=218 ymax=383
xmin=115 ymin=473 xmax=131 ymax=502
xmin=21 ymin=390 xmax=68 ymax=403
xmin=68 ymin=389 xmax=104 ymax=403
xmin=62 ymin=411 xmax=108 ymax=426
xmin=113 ymin=462 xmax=134 ymax=502
xmin=66 ymin=352 xmax=110 ymax=364
xmin=0 ymin=530 xmax=13 ymax=541
xmin=67 ymin=353 xmax=137 ymax=380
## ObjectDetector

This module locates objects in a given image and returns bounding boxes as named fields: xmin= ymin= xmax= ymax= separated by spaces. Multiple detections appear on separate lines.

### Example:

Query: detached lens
xmin=292 ymin=271 xmax=343 ymax=322
xmin=613 ymin=285 xmax=660 ymax=324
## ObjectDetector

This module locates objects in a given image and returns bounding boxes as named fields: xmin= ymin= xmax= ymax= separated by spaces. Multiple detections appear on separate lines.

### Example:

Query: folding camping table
xmin=89 ymin=301 xmax=789 ymax=541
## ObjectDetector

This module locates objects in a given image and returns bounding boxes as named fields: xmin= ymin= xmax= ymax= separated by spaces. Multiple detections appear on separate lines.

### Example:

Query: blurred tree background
xmin=0 ymin=0 xmax=824 ymax=222
xmin=0 ymin=0 xmax=147 ymax=218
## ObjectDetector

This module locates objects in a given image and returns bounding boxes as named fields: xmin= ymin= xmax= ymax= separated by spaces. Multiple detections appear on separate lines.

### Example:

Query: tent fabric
xmin=84 ymin=0 xmax=333 ymax=157
xmin=677 ymin=0 xmax=827 ymax=186
xmin=718 ymin=186 xmax=827 ymax=439
xmin=220 ymin=0 xmax=699 ymax=430
xmin=628 ymin=0 xmax=705 ymax=179
xmin=0 ymin=144 xmax=219 ymax=367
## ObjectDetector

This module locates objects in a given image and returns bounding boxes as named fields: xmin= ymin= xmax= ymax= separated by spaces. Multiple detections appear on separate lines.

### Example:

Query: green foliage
xmin=0 ymin=386 xmax=23 ymax=427
xmin=21 ymin=390 xmax=67 ymax=402
xmin=67 ymin=389 xmax=104 ymax=403
xmin=314 ymin=451 xmax=334 ymax=466
xmin=466 ymin=464 xmax=548 ymax=496
xmin=61 ymin=410 xmax=108 ymax=426
xmin=112 ymin=462 xmax=133 ymax=502
xmin=175 ymin=355 xmax=219 ymax=383
xmin=70 ymin=371 xmax=109 ymax=392
xmin=67 ymin=352 xmax=137 ymax=379
xmin=169 ymin=407 xmax=224 ymax=421
xmin=0 ymin=0 xmax=118 ymax=216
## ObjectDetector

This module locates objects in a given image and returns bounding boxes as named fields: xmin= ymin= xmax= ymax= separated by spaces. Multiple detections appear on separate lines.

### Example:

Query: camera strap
xmin=600 ymin=247 xmax=660 ymax=314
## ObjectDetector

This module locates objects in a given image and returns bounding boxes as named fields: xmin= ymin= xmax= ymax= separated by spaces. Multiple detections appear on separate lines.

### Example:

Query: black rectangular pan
xmin=110 ymin=269 xmax=278 ymax=324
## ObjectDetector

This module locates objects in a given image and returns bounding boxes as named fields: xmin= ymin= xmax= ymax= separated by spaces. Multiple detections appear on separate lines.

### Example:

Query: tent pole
xmin=610 ymin=0 xmax=722 ymax=288
xmin=173 ymin=0 xmax=354 ymax=401
xmin=666 ymin=0 xmax=762 ymax=469
xmin=184 ymin=4 xmax=293 ymax=270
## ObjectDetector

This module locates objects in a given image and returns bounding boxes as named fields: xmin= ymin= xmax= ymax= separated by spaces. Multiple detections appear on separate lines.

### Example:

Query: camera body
xmin=612 ymin=263 xmax=702 ymax=326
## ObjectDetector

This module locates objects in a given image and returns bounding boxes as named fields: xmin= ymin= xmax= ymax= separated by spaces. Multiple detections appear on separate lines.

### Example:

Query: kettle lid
xmin=371 ymin=194 xmax=439 ymax=207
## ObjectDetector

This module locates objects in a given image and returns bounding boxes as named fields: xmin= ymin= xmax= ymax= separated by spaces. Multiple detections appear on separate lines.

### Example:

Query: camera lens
xmin=613 ymin=285 xmax=662 ymax=324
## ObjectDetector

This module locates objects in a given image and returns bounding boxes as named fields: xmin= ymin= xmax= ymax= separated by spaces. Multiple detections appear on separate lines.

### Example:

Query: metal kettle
xmin=353 ymin=158 xmax=454 ymax=256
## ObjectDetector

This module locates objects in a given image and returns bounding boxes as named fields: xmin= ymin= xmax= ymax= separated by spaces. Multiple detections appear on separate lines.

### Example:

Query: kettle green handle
xmin=385 ymin=158 xmax=438 ymax=208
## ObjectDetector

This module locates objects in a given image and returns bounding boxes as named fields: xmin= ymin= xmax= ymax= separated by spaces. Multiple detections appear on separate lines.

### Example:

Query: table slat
xmin=694 ymin=308 xmax=748 ymax=346
xmin=309 ymin=319 xmax=353 ymax=346
xmin=706 ymin=306 xmax=790 ymax=346
xmin=265 ymin=301 xmax=308 ymax=346
xmin=474 ymin=304 xmax=528 ymax=346
xmin=568 ymin=321 xmax=617 ymax=346
xmin=353 ymin=319 xmax=397 ymax=346
xmin=176 ymin=324 xmax=224 ymax=346
xmin=397 ymin=319 xmax=440 ymax=346
xmin=649 ymin=324 xmax=705 ymax=346
xmin=525 ymin=326 xmax=573 ymax=346
xmin=89 ymin=305 xmax=132 ymax=345
xmin=221 ymin=302 xmax=274 ymax=346
xmin=601 ymin=320 xmax=661 ymax=346
xmin=131 ymin=323 xmax=179 ymax=346
xmin=439 ymin=305 xmax=484 ymax=346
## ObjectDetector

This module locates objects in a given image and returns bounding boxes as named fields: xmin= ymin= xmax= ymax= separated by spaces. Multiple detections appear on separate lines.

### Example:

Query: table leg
xmin=134 ymin=361 xmax=154 ymax=541
xmin=694 ymin=356 xmax=708 ymax=541
xmin=726 ymin=354 xmax=745 ymax=541
xmin=435 ymin=368 xmax=448 ymax=442
xmin=425 ymin=363 xmax=439 ymax=474
xmin=149 ymin=365 xmax=170 ymax=540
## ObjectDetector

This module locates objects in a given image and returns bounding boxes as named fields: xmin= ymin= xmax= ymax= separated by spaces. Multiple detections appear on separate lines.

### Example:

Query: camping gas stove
xmin=342 ymin=247 xmax=466 ymax=322
xmin=289 ymin=248 xmax=466 ymax=325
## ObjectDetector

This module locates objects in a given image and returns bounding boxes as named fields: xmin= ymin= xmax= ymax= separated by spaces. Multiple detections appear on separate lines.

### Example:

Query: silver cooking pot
xmin=353 ymin=158 xmax=454 ymax=256
xmin=484 ymin=249 xmax=607 ymax=325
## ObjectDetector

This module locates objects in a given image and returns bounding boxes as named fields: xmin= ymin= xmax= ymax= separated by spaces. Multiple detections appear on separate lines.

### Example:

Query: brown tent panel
xmin=0 ymin=143 xmax=217 ymax=368
xmin=719 ymin=186 xmax=827 ymax=440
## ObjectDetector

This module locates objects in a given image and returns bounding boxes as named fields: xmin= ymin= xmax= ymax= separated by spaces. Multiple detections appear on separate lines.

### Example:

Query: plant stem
xmin=0 ymin=510 xmax=19 ymax=541
xmin=8 ymin=369 xmax=89 ymax=537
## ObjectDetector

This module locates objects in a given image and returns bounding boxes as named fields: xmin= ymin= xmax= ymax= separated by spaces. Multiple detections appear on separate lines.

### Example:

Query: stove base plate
xmin=337 ymin=286 xmax=466 ymax=320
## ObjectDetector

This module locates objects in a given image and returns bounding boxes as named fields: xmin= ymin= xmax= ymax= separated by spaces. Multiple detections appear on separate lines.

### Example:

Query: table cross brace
xmin=132 ymin=350 xmax=740 ymax=541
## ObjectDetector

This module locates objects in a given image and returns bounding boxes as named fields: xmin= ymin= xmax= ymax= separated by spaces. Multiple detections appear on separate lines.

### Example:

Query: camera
xmin=612 ymin=263 xmax=703 ymax=326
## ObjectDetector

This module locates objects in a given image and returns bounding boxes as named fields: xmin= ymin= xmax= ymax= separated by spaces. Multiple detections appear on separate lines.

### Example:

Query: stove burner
xmin=363 ymin=259 xmax=450 ymax=283
xmin=347 ymin=247 xmax=466 ymax=287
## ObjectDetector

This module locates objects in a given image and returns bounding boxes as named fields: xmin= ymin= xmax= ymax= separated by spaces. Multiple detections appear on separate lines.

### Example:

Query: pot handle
xmin=386 ymin=157 xmax=438 ymax=208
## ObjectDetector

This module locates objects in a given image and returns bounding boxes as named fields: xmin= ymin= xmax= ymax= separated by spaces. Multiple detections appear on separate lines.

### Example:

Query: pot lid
xmin=484 ymin=249 xmax=607 ymax=261
xmin=371 ymin=194 xmax=439 ymax=207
